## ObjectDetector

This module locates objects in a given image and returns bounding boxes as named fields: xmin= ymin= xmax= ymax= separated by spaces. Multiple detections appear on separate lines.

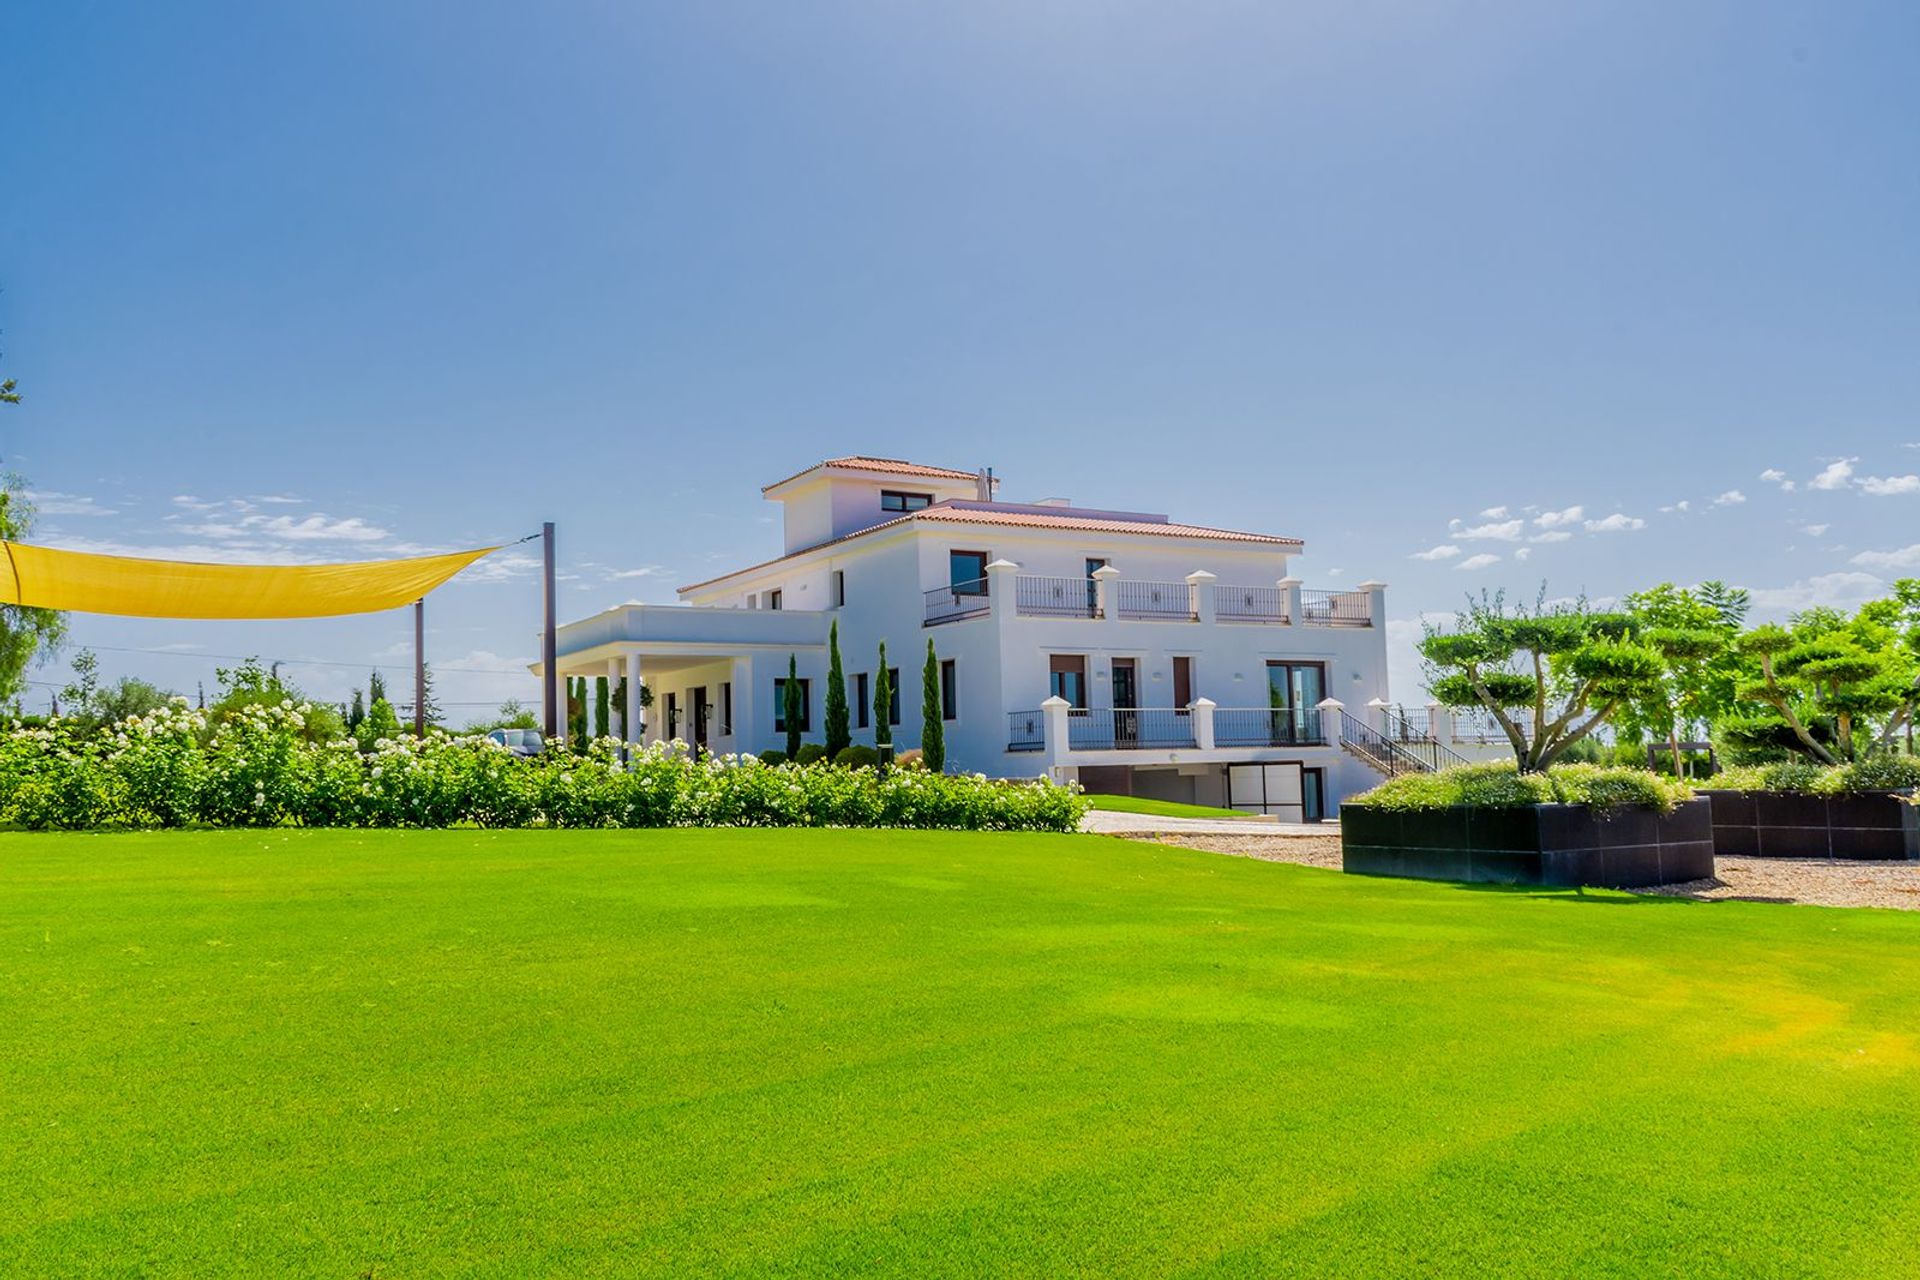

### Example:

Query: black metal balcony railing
xmin=924 ymin=577 xmax=991 ymax=627
xmin=1015 ymin=575 xmax=1098 ymax=618
xmin=1114 ymin=579 xmax=1195 ymax=621
xmin=1299 ymin=589 xmax=1372 ymax=627
xmin=1007 ymin=709 xmax=1046 ymax=752
xmin=1065 ymin=707 xmax=1196 ymax=751
xmin=1215 ymin=584 xmax=1287 ymax=623
xmin=1212 ymin=706 xmax=1326 ymax=748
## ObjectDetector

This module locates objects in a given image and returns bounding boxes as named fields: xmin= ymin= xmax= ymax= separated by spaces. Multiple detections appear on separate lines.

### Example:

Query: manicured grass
xmin=1085 ymin=794 xmax=1249 ymax=819
xmin=4 ymin=830 xmax=1918 ymax=1277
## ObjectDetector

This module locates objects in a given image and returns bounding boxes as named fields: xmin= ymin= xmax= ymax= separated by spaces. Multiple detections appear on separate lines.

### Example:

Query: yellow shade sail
xmin=0 ymin=542 xmax=502 ymax=619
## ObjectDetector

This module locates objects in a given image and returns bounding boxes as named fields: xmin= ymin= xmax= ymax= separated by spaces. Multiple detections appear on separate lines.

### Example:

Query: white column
xmin=1041 ymin=695 xmax=1073 ymax=772
xmin=987 ymin=559 xmax=1023 ymax=748
xmin=730 ymin=656 xmax=755 ymax=757
xmin=1366 ymin=696 xmax=1393 ymax=735
xmin=1316 ymin=697 xmax=1345 ymax=747
xmin=1190 ymin=697 xmax=1216 ymax=751
xmin=605 ymin=657 xmax=622 ymax=742
xmin=1186 ymin=570 xmax=1216 ymax=624
xmin=1277 ymin=576 xmax=1303 ymax=626
xmin=1091 ymin=564 xmax=1121 ymax=622
xmin=1358 ymin=580 xmax=1389 ymax=629
xmin=1428 ymin=701 xmax=1452 ymax=745
xmin=625 ymin=652 xmax=643 ymax=756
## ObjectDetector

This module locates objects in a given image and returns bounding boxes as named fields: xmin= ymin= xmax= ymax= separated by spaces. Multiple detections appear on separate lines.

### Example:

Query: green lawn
xmin=1085 ymin=794 xmax=1250 ymax=819
xmin=4 ymin=830 xmax=1918 ymax=1277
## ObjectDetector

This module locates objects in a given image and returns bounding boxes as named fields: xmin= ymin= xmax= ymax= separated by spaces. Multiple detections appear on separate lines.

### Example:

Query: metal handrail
xmin=924 ymin=577 xmax=991 ymax=626
xmin=1114 ymin=579 xmax=1195 ymax=621
xmin=1299 ymin=589 xmax=1372 ymax=627
xmin=1341 ymin=711 xmax=1462 ymax=775
xmin=1015 ymin=575 xmax=1099 ymax=618
xmin=1066 ymin=707 xmax=1196 ymax=751
xmin=1007 ymin=709 xmax=1045 ymax=752
xmin=1213 ymin=706 xmax=1326 ymax=747
xmin=1215 ymin=584 xmax=1287 ymax=623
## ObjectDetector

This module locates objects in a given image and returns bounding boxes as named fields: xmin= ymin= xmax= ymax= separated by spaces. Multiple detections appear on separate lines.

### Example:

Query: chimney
xmin=975 ymin=467 xmax=993 ymax=501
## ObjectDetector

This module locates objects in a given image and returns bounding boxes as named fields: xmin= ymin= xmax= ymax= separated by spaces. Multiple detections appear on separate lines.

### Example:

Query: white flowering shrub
xmin=0 ymin=717 xmax=1087 ymax=833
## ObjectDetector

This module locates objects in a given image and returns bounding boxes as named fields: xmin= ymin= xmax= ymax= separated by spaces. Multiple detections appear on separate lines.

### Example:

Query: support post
xmin=1357 ymin=580 xmax=1389 ymax=629
xmin=413 ymin=598 xmax=426 ymax=736
xmin=1317 ymin=697 xmax=1345 ymax=747
xmin=1041 ymin=695 xmax=1073 ymax=772
xmin=1428 ymin=701 xmax=1452 ymax=746
xmin=1190 ymin=697 xmax=1216 ymax=751
xmin=1366 ymin=696 xmax=1392 ymax=735
xmin=1091 ymin=564 xmax=1121 ymax=622
xmin=1278 ymin=576 xmax=1303 ymax=627
xmin=1185 ymin=569 xmax=1216 ymax=624
xmin=541 ymin=521 xmax=558 ymax=739
xmin=626 ymin=652 xmax=643 ymax=757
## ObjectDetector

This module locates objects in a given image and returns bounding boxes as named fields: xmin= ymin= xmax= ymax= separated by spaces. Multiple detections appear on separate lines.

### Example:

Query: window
xmin=940 ymin=659 xmax=958 ymax=720
xmin=767 ymin=589 xmax=783 ymax=611
xmin=881 ymin=490 xmax=933 ymax=513
xmin=720 ymin=682 xmax=733 ymax=736
xmin=1049 ymin=655 xmax=1088 ymax=709
xmin=949 ymin=550 xmax=989 ymax=595
xmin=664 ymin=692 xmax=679 ymax=739
xmin=833 ymin=570 xmax=846 ymax=608
xmin=854 ymin=672 xmax=870 ymax=730
xmin=887 ymin=668 xmax=902 ymax=726
xmin=1172 ymin=656 xmax=1193 ymax=709
xmin=773 ymin=677 xmax=811 ymax=733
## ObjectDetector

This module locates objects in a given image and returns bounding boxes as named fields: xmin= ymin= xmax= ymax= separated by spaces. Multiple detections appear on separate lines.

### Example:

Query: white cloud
xmin=609 ymin=565 xmax=670 ymax=579
xmin=1658 ymin=500 xmax=1692 ymax=513
xmin=1859 ymin=474 xmax=1920 ymax=496
xmin=252 ymin=514 xmax=390 ymax=542
xmin=1851 ymin=544 xmax=1920 ymax=572
xmin=1710 ymin=490 xmax=1746 ymax=507
xmin=1801 ymin=523 xmax=1830 ymax=537
xmin=1583 ymin=512 xmax=1646 ymax=533
xmin=1528 ymin=530 xmax=1573 ymax=544
xmin=1449 ymin=518 xmax=1524 ymax=542
xmin=1745 ymin=571 xmax=1886 ymax=612
xmin=1533 ymin=505 xmax=1584 ymax=529
xmin=1479 ymin=505 xmax=1510 ymax=519
xmin=25 ymin=490 xmax=116 ymax=517
xmin=1809 ymin=458 xmax=1856 ymax=491
xmin=1455 ymin=553 xmax=1501 ymax=571
xmin=457 ymin=552 xmax=542 ymax=584
xmin=1759 ymin=468 xmax=1796 ymax=492
xmin=1514 ymin=547 xmax=1531 ymax=561
xmin=1410 ymin=544 xmax=1462 ymax=561
xmin=34 ymin=534 xmax=325 ymax=565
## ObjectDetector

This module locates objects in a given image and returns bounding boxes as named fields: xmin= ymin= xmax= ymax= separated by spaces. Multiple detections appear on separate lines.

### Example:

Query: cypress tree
xmin=784 ymin=654 xmax=802 ymax=759
xmin=369 ymin=669 xmax=387 ymax=706
xmin=594 ymin=676 xmax=609 ymax=740
xmin=921 ymin=638 xmax=944 ymax=772
xmin=824 ymin=620 xmax=850 ymax=757
xmin=347 ymin=688 xmax=366 ymax=732
xmin=873 ymin=643 xmax=892 ymax=749
xmin=613 ymin=676 xmax=627 ymax=740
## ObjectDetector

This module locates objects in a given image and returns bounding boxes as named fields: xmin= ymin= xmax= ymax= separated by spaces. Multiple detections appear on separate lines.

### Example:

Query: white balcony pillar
xmin=1277 ymin=576 xmax=1303 ymax=626
xmin=1091 ymin=564 xmax=1121 ymax=621
xmin=1316 ymin=697 xmax=1346 ymax=747
xmin=1190 ymin=697 xmax=1216 ymax=751
xmin=1358 ymin=580 xmax=1389 ymax=629
xmin=1428 ymin=701 xmax=1452 ymax=745
xmin=1366 ymin=696 xmax=1392 ymax=735
xmin=730 ymin=656 xmax=754 ymax=755
xmin=625 ymin=651 xmax=643 ymax=757
xmin=1185 ymin=570 xmax=1217 ymax=624
xmin=985 ymin=558 xmax=1020 ymax=618
xmin=1040 ymin=695 xmax=1073 ymax=770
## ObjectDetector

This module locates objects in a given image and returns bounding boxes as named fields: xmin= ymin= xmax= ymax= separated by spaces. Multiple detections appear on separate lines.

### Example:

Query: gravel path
xmin=1104 ymin=826 xmax=1920 ymax=911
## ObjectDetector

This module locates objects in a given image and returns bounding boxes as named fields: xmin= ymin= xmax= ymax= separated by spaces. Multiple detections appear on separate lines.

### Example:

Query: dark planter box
xmin=1699 ymin=789 xmax=1919 ymax=861
xmin=1339 ymin=799 xmax=1714 ymax=888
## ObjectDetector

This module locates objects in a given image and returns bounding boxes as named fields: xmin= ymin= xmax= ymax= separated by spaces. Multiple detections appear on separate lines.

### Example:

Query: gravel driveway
xmin=1089 ymin=815 xmax=1920 ymax=911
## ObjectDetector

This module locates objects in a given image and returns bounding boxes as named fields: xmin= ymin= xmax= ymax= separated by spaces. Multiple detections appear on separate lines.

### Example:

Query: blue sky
xmin=4 ymin=1 xmax=1917 ymax=716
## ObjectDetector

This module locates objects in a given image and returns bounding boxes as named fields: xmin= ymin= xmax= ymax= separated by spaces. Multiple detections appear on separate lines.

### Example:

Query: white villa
xmin=538 ymin=455 xmax=1422 ymax=820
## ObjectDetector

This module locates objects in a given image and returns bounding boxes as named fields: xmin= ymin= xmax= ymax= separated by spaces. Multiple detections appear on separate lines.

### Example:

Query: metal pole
xmin=413 ymin=598 xmax=426 ymax=736
xmin=542 ymin=521 xmax=558 ymax=739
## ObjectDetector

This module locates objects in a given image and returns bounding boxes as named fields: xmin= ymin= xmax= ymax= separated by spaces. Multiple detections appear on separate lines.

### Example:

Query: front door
xmin=689 ymin=686 xmax=708 ymax=755
xmin=1111 ymin=658 xmax=1138 ymax=746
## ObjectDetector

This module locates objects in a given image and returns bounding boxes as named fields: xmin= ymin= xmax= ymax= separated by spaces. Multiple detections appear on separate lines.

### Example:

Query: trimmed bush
xmin=0 ymin=704 xmax=1086 ymax=833
xmin=834 ymin=745 xmax=878 ymax=769
xmin=794 ymin=743 xmax=828 ymax=766
xmin=1711 ymin=757 xmax=1920 ymax=796
xmin=757 ymin=750 xmax=789 ymax=766
xmin=1351 ymin=762 xmax=1692 ymax=815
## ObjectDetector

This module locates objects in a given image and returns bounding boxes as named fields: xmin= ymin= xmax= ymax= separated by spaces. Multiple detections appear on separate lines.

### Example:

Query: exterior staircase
xmin=1340 ymin=710 xmax=1468 ymax=777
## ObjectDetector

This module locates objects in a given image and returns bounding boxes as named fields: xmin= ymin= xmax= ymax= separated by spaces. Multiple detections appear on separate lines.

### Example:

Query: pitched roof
xmin=762 ymin=455 xmax=982 ymax=493
xmin=678 ymin=501 xmax=1299 ymax=593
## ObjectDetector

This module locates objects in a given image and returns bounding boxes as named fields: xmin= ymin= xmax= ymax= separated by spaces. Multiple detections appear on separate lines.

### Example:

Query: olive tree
xmin=1734 ymin=603 xmax=1916 ymax=764
xmin=1422 ymin=592 xmax=1662 ymax=773
xmin=1621 ymin=581 xmax=1749 ymax=776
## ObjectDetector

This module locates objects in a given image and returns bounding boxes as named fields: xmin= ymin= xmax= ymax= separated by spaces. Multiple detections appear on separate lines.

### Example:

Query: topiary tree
xmin=921 ymin=638 xmax=945 ymax=773
xmin=824 ymin=620 xmax=850 ymax=757
xmin=784 ymin=653 xmax=802 ymax=760
xmin=1734 ymin=605 xmax=1916 ymax=764
xmin=1621 ymin=581 xmax=1748 ymax=776
xmin=873 ymin=643 xmax=892 ymax=751
xmin=1422 ymin=591 xmax=1662 ymax=773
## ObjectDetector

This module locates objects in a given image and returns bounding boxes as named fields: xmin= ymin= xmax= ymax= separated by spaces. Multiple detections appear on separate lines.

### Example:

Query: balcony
xmin=924 ymin=577 xmax=992 ymax=626
xmin=1006 ymin=703 xmax=1333 ymax=753
xmin=925 ymin=567 xmax=1381 ymax=629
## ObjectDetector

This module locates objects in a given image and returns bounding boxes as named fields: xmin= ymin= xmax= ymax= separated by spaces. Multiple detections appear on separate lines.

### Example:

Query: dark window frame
xmin=940 ymin=658 xmax=958 ymax=721
xmin=948 ymin=549 xmax=990 ymax=595
xmin=887 ymin=667 xmax=901 ymax=726
xmin=881 ymin=490 xmax=934 ymax=513
xmin=854 ymin=672 xmax=870 ymax=730
xmin=773 ymin=677 xmax=812 ymax=733
xmin=1048 ymin=654 xmax=1089 ymax=710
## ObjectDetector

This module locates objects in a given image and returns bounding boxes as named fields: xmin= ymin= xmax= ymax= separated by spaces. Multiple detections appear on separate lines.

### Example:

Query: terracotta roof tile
xmin=762 ymin=456 xmax=982 ymax=492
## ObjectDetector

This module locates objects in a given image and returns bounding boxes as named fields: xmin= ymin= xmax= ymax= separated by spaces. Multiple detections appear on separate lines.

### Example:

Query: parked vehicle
xmin=485 ymin=728 xmax=545 ymax=757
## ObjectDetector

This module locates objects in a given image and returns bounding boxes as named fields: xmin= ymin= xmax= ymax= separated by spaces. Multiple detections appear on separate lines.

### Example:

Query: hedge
xmin=1349 ymin=762 xmax=1694 ymax=815
xmin=1708 ymin=757 xmax=1920 ymax=796
xmin=0 ymin=700 xmax=1087 ymax=833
